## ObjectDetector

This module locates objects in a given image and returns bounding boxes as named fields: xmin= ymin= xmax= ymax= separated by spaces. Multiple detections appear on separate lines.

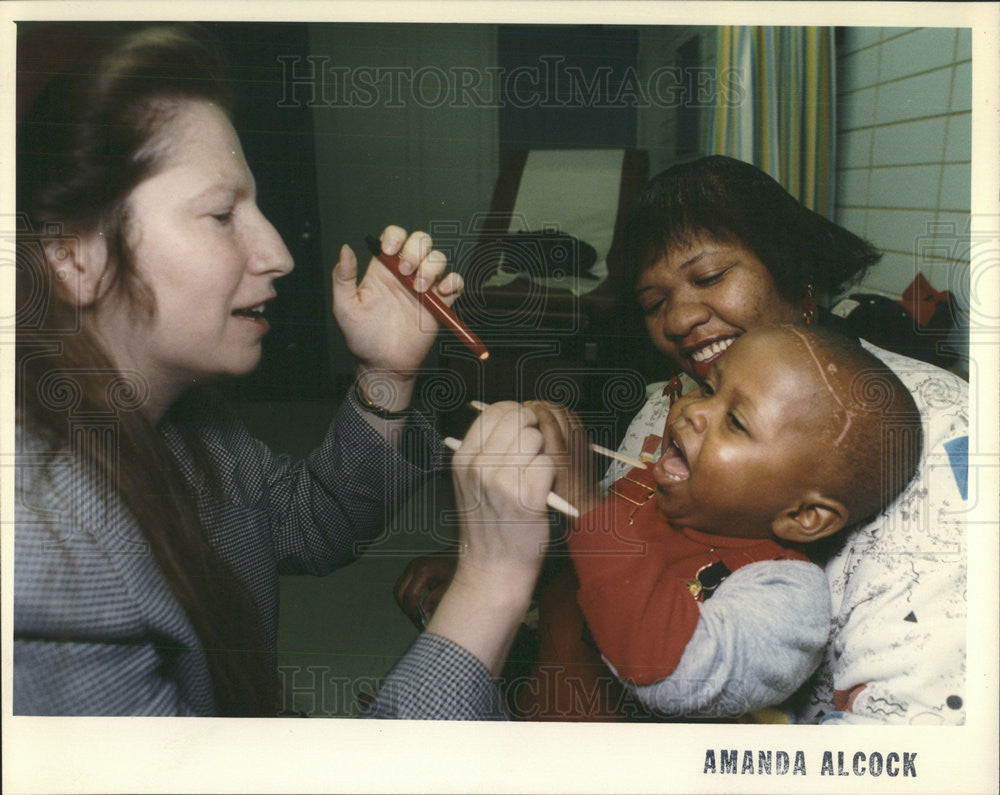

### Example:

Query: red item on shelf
xmin=899 ymin=272 xmax=950 ymax=328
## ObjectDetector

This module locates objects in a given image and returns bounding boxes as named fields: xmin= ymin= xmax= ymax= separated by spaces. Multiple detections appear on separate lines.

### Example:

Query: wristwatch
xmin=353 ymin=379 xmax=411 ymax=420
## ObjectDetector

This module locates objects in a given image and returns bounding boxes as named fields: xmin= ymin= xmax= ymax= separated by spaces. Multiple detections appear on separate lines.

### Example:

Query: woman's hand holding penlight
xmin=333 ymin=225 xmax=464 ymax=412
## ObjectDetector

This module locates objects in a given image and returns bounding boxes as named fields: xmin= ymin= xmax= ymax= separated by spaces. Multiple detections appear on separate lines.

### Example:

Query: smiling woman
xmin=482 ymin=158 xmax=968 ymax=724
xmin=634 ymin=239 xmax=801 ymax=380
xmin=623 ymin=156 xmax=880 ymax=382
xmin=600 ymin=156 xmax=970 ymax=725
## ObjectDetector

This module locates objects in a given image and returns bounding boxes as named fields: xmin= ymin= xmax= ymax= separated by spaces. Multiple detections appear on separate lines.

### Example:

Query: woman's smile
xmin=686 ymin=336 xmax=739 ymax=378
xmin=636 ymin=237 xmax=801 ymax=381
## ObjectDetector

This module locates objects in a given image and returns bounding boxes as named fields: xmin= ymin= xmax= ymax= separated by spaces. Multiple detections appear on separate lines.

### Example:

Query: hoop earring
xmin=802 ymin=283 xmax=816 ymax=325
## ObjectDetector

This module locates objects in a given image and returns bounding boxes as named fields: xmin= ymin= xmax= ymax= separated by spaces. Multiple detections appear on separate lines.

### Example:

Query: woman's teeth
xmin=691 ymin=337 xmax=735 ymax=363
xmin=233 ymin=304 xmax=265 ymax=318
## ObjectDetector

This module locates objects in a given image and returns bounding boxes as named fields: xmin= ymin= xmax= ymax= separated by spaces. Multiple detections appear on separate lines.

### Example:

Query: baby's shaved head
xmin=748 ymin=325 xmax=923 ymax=525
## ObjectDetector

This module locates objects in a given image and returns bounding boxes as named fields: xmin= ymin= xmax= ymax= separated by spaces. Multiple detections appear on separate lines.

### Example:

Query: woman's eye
xmin=640 ymin=300 xmax=663 ymax=316
xmin=693 ymin=267 xmax=731 ymax=287
xmin=212 ymin=211 xmax=234 ymax=224
xmin=700 ymin=383 xmax=715 ymax=396
xmin=727 ymin=412 xmax=747 ymax=433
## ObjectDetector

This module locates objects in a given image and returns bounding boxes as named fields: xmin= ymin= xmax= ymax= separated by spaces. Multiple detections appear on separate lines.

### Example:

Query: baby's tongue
xmin=658 ymin=444 xmax=691 ymax=480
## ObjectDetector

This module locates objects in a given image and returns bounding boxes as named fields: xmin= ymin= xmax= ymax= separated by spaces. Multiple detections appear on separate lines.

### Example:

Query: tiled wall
xmin=835 ymin=27 xmax=971 ymax=315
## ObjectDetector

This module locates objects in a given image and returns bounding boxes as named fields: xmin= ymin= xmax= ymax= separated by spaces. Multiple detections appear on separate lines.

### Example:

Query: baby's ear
xmin=44 ymin=230 xmax=109 ymax=306
xmin=772 ymin=491 xmax=847 ymax=544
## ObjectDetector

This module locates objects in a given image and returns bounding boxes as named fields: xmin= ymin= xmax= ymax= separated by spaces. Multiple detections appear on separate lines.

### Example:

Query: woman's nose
xmin=661 ymin=294 xmax=711 ymax=340
xmin=246 ymin=207 xmax=294 ymax=276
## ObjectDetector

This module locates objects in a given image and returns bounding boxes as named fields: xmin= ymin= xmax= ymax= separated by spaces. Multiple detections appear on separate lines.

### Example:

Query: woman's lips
xmin=232 ymin=301 xmax=272 ymax=332
xmin=686 ymin=336 xmax=737 ymax=378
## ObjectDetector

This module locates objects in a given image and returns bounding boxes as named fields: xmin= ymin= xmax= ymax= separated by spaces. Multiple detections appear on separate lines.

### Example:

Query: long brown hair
xmin=17 ymin=23 xmax=274 ymax=715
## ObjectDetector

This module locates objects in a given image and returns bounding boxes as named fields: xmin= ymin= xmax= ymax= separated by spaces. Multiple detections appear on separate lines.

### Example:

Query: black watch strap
xmin=353 ymin=379 xmax=411 ymax=420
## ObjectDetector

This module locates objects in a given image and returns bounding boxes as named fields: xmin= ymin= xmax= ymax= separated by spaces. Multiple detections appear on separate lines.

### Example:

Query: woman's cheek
xmin=735 ymin=284 xmax=800 ymax=329
xmin=644 ymin=316 xmax=661 ymax=344
xmin=647 ymin=322 xmax=679 ymax=359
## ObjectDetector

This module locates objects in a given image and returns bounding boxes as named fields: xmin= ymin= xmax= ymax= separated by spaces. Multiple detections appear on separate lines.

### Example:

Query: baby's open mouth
xmin=656 ymin=437 xmax=691 ymax=483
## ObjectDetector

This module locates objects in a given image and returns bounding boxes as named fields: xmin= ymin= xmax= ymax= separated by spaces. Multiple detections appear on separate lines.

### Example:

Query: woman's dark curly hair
xmin=621 ymin=155 xmax=881 ymax=304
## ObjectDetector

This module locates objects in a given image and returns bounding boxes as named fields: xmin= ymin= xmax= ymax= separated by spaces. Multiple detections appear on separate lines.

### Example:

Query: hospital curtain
xmin=711 ymin=27 xmax=836 ymax=218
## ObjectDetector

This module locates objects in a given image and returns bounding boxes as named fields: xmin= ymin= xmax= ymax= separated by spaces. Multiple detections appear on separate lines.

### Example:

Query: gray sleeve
xmin=624 ymin=560 xmax=831 ymax=718
xmin=362 ymin=633 xmax=508 ymax=720
xmin=14 ymin=436 xmax=215 ymax=716
xmin=180 ymin=393 xmax=445 ymax=576
xmin=13 ymin=639 xmax=201 ymax=716
xmin=266 ymin=397 xmax=443 ymax=573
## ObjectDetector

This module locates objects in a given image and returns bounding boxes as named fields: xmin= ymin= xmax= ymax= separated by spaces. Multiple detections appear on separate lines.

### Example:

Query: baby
xmin=529 ymin=324 xmax=923 ymax=720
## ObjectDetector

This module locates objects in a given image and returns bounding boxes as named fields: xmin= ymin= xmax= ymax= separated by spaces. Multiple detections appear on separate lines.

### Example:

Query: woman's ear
xmin=772 ymin=491 xmax=848 ymax=544
xmin=45 ymin=231 xmax=109 ymax=306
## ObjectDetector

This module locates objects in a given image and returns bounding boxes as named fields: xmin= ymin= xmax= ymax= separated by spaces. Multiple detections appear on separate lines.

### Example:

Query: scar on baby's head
xmin=785 ymin=326 xmax=854 ymax=447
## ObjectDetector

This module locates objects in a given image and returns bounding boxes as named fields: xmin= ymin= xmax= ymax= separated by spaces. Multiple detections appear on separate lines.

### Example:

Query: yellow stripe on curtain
xmin=711 ymin=26 xmax=836 ymax=218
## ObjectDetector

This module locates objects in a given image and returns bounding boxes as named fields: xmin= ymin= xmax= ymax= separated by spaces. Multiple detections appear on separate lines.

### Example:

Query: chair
xmin=438 ymin=148 xmax=649 ymax=440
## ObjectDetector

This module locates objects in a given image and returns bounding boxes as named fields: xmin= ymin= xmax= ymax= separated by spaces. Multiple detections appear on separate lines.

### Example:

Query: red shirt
xmin=569 ymin=464 xmax=809 ymax=684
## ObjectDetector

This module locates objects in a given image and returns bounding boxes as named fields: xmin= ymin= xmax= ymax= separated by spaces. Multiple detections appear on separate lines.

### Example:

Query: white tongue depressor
xmin=441 ymin=436 xmax=580 ymax=519
xmin=467 ymin=400 xmax=648 ymax=470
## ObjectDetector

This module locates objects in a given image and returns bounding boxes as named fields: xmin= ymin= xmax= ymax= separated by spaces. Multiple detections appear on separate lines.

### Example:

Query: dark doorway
xmin=206 ymin=23 xmax=333 ymax=402
xmin=497 ymin=25 xmax=640 ymax=154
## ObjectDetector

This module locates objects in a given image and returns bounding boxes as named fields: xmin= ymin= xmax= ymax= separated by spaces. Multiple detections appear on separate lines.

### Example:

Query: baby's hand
xmin=527 ymin=400 xmax=601 ymax=517
xmin=394 ymin=553 xmax=456 ymax=628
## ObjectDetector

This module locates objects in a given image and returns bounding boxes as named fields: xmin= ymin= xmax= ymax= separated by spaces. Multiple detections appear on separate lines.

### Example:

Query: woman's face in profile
xmin=99 ymin=100 xmax=294 ymax=398
xmin=634 ymin=235 xmax=801 ymax=381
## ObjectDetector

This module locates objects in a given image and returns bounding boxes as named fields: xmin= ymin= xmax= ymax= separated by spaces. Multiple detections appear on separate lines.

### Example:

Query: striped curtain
xmin=711 ymin=27 xmax=836 ymax=218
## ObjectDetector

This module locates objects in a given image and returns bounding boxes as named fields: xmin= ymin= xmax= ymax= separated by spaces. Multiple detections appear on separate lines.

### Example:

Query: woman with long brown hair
xmin=15 ymin=23 xmax=558 ymax=717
